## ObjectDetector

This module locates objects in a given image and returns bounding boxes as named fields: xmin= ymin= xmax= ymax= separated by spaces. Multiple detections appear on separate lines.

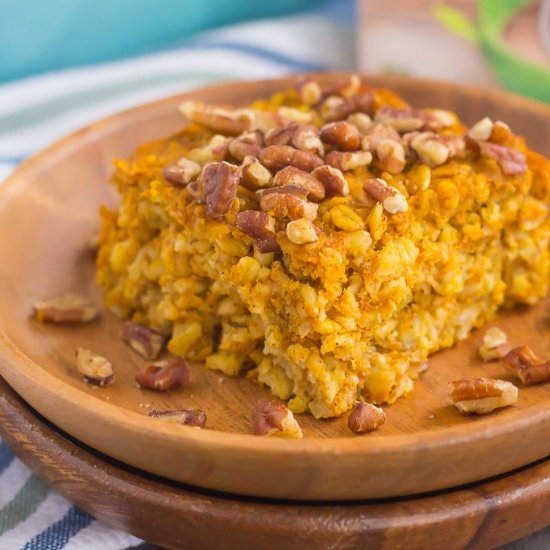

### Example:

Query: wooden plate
xmin=2 ymin=377 xmax=549 ymax=550
xmin=1 ymin=74 xmax=550 ymax=501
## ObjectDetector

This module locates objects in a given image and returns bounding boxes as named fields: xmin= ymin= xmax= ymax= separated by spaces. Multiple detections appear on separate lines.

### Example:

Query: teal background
xmin=0 ymin=0 xmax=320 ymax=82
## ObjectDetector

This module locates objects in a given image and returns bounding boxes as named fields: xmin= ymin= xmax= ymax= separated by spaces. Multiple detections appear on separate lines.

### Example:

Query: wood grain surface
xmin=0 ymin=74 xmax=549 ymax=500
xmin=1 ymin=376 xmax=549 ymax=550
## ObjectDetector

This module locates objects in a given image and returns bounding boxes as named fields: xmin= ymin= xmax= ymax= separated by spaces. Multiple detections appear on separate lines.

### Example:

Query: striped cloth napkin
xmin=0 ymin=1 xmax=548 ymax=547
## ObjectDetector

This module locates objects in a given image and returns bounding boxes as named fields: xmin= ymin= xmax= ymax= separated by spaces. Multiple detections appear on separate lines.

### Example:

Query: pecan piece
xmin=468 ymin=117 xmax=494 ymax=141
xmin=239 ymin=155 xmax=272 ymax=190
xmin=33 ymin=293 xmax=98 ymax=324
xmin=478 ymin=141 xmax=527 ymax=176
xmin=347 ymin=112 xmax=373 ymax=134
xmin=122 ymin=321 xmax=165 ymax=360
xmin=311 ymin=165 xmax=349 ymax=197
xmin=348 ymin=402 xmax=386 ymax=433
xmin=251 ymin=399 xmax=303 ymax=438
xmin=179 ymin=100 xmax=255 ymax=136
xmin=321 ymin=91 xmax=375 ymax=122
xmin=286 ymin=218 xmax=319 ymax=244
xmin=320 ymin=121 xmax=361 ymax=151
xmin=325 ymin=150 xmax=372 ymax=171
xmin=364 ymin=178 xmax=408 ymax=214
xmin=273 ymin=166 xmax=325 ymax=201
xmin=264 ymin=123 xmax=299 ymax=146
xmin=374 ymin=106 xmax=428 ymax=133
xmin=502 ymin=345 xmax=550 ymax=385
xmin=376 ymin=139 xmax=406 ymax=174
xmin=202 ymin=161 xmax=240 ymax=219
xmin=148 ymin=408 xmax=206 ymax=428
xmin=409 ymin=132 xmax=450 ymax=168
xmin=259 ymin=145 xmax=323 ymax=173
xmin=236 ymin=210 xmax=280 ymax=253
xmin=291 ymin=125 xmax=324 ymax=156
xmin=296 ymin=78 xmax=322 ymax=106
xmin=228 ymin=131 xmax=263 ymax=162
xmin=163 ymin=157 xmax=201 ymax=187
xmin=478 ymin=327 xmax=511 ymax=362
xmin=361 ymin=124 xmax=401 ymax=152
xmin=135 ymin=357 xmax=190 ymax=391
xmin=260 ymin=187 xmax=318 ymax=220
xmin=449 ymin=377 xmax=518 ymax=415
xmin=278 ymin=106 xmax=313 ymax=124
xmin=75 ymin=348 xmax=114 ymax=386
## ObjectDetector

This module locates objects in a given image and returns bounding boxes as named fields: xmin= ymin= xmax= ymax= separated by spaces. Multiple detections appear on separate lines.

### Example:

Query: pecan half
xmin=478 ymin=327 xmax=511 ymax=362
xmin=239 ymin=155 xmax=272 ymax=190
xmin=321 ymin=91 xmax=375 ymax=122
xmin=320 ymin=121 xmax=361 ymax=151
xmin=251 ymin=399 xmax=303 ymax=438
xmin=364 ymin=178 xmax=408 ymax=214
xmin=374 ymin=106 xmax=428 ymax=133
xmin=122 ymin=321 xmax=165 ymax=360
xmin=148 ymin=408 xmax=206 ymax=428
xmin=376 ymin=139 xmax=406 ymax=173
xmin=33 ymin=293 xmax=98 ymax=324
xmin=409 ymin=132 xmax=450 ymax=168
xmin=291 ymin=125 xmax=324 ymax=156
xmin=311 ymin=165 xmax=349 ymax=197
xmin=202 ymin=161 xmax=240 ymax=219
xmin=236 ymin=210 xmax=280 ymax=253
xmin=264 ymin=123 xmax=299 ymax=146
xmin=179 ymin=100 xmax=255 ymax=136
xmin=286 ymin=218 xmax=319 ymax=244
xmin=325 ymin=150 xmax=372 ymax=171
xmin=348 ymin=402 xmax=386 ymax=433
xmin=75 ymin=348 xmax=114 ymax=386
xmin=347 ymin=112 xmax=373 ymax=134
xmin=278 ymin=106 xmax=313 ymax=124
xmin=228 ymin=131 xmax=263 ymax=162
xmin=468 ymin=117 xmax=494 ymax=141
xmin=502 ymin=345 xmax=550 ymax=385
xmin=163 ymin=157 xmax=201 ymax=187
xmin=361 ymin=124 xmax=401 ymax=152
xmin=135 ymin=357 xmax=190 ymax=391
xmin=260 ymin=187 xmax=318 ymax=220
xmin=273 ymin=166 xmax=325 ymax=201
xmin=449 ymin=377 xmax=518 ymax=415
xmin=259 ymin=145 xmax=323 ymax=172
xmin=296 ymin=78 xmax=322 ymax=106
xmin=478 ymin=141 xmax=527 ymax=176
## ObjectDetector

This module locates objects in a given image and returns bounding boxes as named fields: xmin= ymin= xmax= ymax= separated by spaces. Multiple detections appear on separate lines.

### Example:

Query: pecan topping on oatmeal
xmin=321 ymin=91 xmax=375 ymax=122
xmin=364 ymin=178 xmax=408 ymax=214
xmin=239 ymin=155 xmax=272 ymax=189
xmin=260 ymin=187 xmax=318 ymax=220
xmin=320 ymin=121 xmax=361 ymax=151
xmin=264 ymin=123 xmax=299 ymax=146
xmin=374 ymin=106 xmax=429 ymax=133
xmin=273 ymin=166 xmax=325 ymax=201
xmin=502 ymin=345 xmax=550 ymax=385
xmin=360 ymin=124 xmax=401 ymax=152
xmin=148 ymin=408 xmax=207 ymax=427
xmin=251 ymin=399 xmax=303 ymax=438
xmin=376 ymin=139 xmax=406 ymax=174
xmin=296 ymin=78 xmax=322 ymax=106
xmin=122 ymin=321 xmax=165 ymax=360
xmin=228 ymin=130 xmax=263 ymax=162
xmin=202 ymin=161 xmax=240 ymax=219
xmin=259 ymin=144 xmax=323 ymax=172
xmin=33 ymin=293 xmax=98 ymax=324
xmin=236 ymin=210 xmax=280 ymax=253
xmin=163 ymin=157 xmax=201 ymax=187
xmin=325 ymin=150 xmax=372 ymax=171
xmin=348 ymin=402 xmax=386 ymax=433
xmin=179 ymin=100 xmax=255 ymax=136
xmin=311 ymin=165 xmax=349 ymax=197
xmin=291 ymin=125 xmax=324 ymax=156
xmin=75 ymin=348 xmax=114 ymax=386
xmin=448 ymin=377 xmax=518 ymax=415
xmin=408 ymin=132 xmax=450 ymax=168
xmin=478 ymin=141 xmax=528 ymax=176
xmin=135 ymin=357 xmax=190 ymax=391
xmin=286 ymin=218 xmax=319 ymax=244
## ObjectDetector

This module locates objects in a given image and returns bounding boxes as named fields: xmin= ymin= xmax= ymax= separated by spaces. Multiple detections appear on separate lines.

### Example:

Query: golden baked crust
xmin=97 ymin=78 xmax=550 ymax=418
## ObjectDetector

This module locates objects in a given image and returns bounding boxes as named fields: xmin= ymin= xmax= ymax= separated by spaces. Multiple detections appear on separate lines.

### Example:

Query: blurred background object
xmin=358 ymin=0 xmax=550 ymax=103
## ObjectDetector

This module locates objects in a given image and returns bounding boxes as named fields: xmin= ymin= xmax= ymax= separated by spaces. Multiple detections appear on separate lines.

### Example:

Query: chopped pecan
xmin=202 ymin=161 xmax=240 ymax=219
xmin=264 ymin=123 xmax=299 ymax=146
xmin=163 ymin=157 xmax=201 ymax=187
xmin=135 ymin=357 xmax=190 ymax=391
xmin=321 ymin=91 xmax=375 ymax=122
xmin=286 ymin=218 xmax=319 ymax=244
xmin=424 ymin=109 xmax=456 ymax=129
xmin=478 ymin=141 xmax=527 ymax=176
xmin=502 ymin=345 xmax=550 ymax=385
xmin=325 ymin=150 xmax=372 ymax=171
xmin=291 ymin=125 xmax=324 ymax=156
xmin=33 ymin=293 xmax=98 ymax=324
xmin=347 ymin=112 xmax=373 ymax=134
xmin=320 ymin=121 xmax=361 ymax=151
xmin=278 ymin=106 xmax=313 ymax=124
xmin=75 ymin=348 xmax=114 ymax=386
xmin=361 ymin=124 xmax=401 ymax=152
xmin=468 ymin=117 xmax=494 ymax=141
xmin=122 ymin=321 xmax=165 ymax=360
xmin=441 ymin=134 xmax=466 ymax=158
xmin=374 ymin=106 xmax=428 ymax=133
xmin=148 ymin=408 xmax=206 ymax=428
xmin=179 ymin=100 xmax=254 ymax=136
xmin=260 ymin=187 xmax=318 ymax=220
xmin=449 ymin=377 xmax=518 ymax=415
xmin=311 ymin=165 xmax=349 ymax=197
xmin=236 ymin=210 xmax=280 ymax=253
xmin=259 ymin=145 xmax=323 ymax=172
xmin=478 ymin=327 xmax=510 ymax=362
xmin=348 ymin=402 xmax=386 ymax=433
xmin=364 ymin=178 xmax=408 ymax=214
xmin=376 ymin=139 xmax=406 ymax=174
xmin=228 ymin=131 xmax=263 ymax=162
xmin=251 ymin=399 xmax=303 ymax=438
xmin=273 ymin=166 xmax=325 ymax=201
xmin=409 ymin=132 xmax=450 ymax=168
xmin=239 ymin=155 xmax=272 ymax=190
xmin=296 ymin=78 xmax=322 ymax=106
xmin=324 ymin=74 xmax=362 ymax=99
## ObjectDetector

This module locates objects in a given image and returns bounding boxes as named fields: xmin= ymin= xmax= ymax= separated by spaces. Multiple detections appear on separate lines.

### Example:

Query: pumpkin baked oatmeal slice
xmin=97 ymin=76 xmax=550 ymax=418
